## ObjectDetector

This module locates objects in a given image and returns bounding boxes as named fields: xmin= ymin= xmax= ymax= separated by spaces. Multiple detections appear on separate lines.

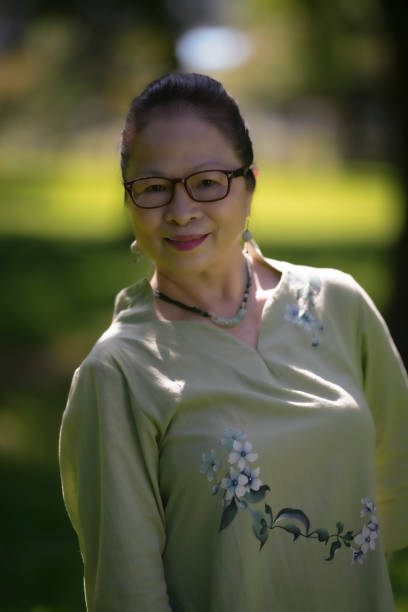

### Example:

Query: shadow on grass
xmin=0 ymin=455 xmax=85 ymax=612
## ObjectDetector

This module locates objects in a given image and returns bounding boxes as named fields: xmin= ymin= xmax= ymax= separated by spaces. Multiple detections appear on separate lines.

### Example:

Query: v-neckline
xmin=142 ymin=250 xmax=291 ymax=355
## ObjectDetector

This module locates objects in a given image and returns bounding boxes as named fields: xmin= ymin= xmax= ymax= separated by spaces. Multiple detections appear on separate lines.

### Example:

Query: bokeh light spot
xmin=176 ymin=26 xmax=252 ymax=71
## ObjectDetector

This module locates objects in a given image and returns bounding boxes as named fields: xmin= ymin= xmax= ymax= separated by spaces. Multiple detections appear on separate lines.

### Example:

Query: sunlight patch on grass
xmin=0 ymin=153 xmax=128 ymax=239
xmin=251 ymin=164 xmax=404 ymax=245
xmin=0 ymin=152 xmax=404 ymax=244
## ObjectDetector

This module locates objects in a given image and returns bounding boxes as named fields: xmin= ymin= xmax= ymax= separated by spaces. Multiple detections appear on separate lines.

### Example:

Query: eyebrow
xmin=136 ymin=169 xmax=164 ymax=176
xmin=133 ymin=161 xmax=231 ymax=178
xmin=192 ymin=161 xmax=229 ymax=170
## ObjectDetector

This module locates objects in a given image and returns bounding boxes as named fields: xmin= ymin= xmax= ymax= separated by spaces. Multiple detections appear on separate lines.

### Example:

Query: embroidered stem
xmin=200 ymin=429 xmax=380 ymax=563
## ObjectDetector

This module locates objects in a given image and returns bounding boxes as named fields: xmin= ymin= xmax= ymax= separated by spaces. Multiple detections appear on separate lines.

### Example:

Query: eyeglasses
xmin=123 ymin=165 xmax=250 ymax=209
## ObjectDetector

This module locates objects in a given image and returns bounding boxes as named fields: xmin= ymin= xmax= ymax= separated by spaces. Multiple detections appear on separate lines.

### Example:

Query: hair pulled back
xmin=120 ymin=73 xmax=255 ymax=190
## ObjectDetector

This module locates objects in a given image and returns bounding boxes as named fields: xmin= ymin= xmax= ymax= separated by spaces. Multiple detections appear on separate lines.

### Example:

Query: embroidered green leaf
xmin=219 ymin=499 xmax=238 ymax=532
xmin=281 ymin=524 xmax=301 ymax=541
xmin=244 ymin=485 xmax=270 ymax=503
xmin=265 ymin=504 xmax=273 ymax=528
xmin=343 ymin=530 xmax=354 ymax=548
xmin=275 ymin=508 xmax=310 ymax=535
xmin=252 ymin=511 xmax=268 ymax=549
xmin=203 ymin=428 xmax=369 ymax=563
xmin=312 ymin=528 xmax=330 ymax=544
xmin=325 ymin=540 xmax=342 ymax=561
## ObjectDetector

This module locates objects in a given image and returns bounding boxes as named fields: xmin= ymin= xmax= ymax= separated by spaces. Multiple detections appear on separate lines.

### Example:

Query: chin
xmin=158 ymin=249 xmax=215 ymax=276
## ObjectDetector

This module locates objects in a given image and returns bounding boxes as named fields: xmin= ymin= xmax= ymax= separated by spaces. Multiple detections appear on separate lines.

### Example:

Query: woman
xmin=59 ymin=73 xmax=408 ymax=611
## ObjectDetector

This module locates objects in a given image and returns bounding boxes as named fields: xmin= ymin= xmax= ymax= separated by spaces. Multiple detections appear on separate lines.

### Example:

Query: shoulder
xmin=74 ymin=277 xmax=157 ymax=375
xmin=266 ymin=256 xmax=362 ymax=304
xmin=288 ymin=261 xmax=359 ymax=295
xmin=249 ymin=241 xmax=361 ymax=303
xmin=268 ymin=258 xmax=374 ymax=349
xmin=248 ymin=241 xmax=363 ymax=297
xmin=113 ymin=277 xmax=153 ymax=322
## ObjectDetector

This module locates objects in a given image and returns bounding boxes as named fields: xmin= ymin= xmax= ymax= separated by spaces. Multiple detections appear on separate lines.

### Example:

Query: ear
xmin=251 ymin=165 xmax=259 ymax=181
xmin=123 ymin=187 xmax=132 ymax=208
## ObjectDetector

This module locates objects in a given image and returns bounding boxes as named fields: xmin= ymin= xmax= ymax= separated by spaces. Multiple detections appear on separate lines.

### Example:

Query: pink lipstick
xmin=166 ymin=234 xmax=209 ymax=251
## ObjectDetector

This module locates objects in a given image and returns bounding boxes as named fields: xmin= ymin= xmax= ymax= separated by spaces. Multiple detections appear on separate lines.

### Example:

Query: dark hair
xmin=120 ymin=72 xmax=255 ymax=190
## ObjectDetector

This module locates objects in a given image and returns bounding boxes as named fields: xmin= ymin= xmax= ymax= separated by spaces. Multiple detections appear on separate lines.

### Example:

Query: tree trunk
xmin=378 ymin=0 xmax=408 ymax=366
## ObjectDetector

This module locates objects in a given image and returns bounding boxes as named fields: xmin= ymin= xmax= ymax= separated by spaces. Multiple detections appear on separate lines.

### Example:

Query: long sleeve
xmin=356 ymin=281 xmax=408 ymax=554
xmin=59 ymin=356 xmax=172 ymax=612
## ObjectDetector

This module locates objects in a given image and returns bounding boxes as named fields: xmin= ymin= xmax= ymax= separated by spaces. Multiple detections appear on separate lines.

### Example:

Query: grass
xmin=0 ymin=153 xmax=125 ymax=239
xmin=0 ymin=152 xmax=404 ymax=245
xmin=251 ymin=162 xmax=404 ymax=245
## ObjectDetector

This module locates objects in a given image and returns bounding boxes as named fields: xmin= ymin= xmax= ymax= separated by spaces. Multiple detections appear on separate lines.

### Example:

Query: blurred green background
xmin=1 ymin=0 xmax=407 ymax=610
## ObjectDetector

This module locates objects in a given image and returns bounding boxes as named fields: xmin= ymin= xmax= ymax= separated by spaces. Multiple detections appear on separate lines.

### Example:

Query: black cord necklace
xmin=152 ymin=256 xmax=252 ymax=327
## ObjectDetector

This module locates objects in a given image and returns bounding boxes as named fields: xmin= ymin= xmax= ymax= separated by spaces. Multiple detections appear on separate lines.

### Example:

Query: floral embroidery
xmin=352 ymin=526 xmax=378 ymax=561
xmin=351 ymin=503 xmax=379 ymax=564
xmin=285 ymin=274 xmax=324 ymax=346
xmin=242 ymin=466 xmax=262 ymax=492
xmin=200 ymin=449 xmax=221 ymax=482
xmin=221 ymin=467 xmax=248 ymax=501
xmin=228 ymin=440 xmax=258 ymax=470
xmin=360 ymin=497 xmax=376 ymax=517
xmin=221 ymin=428 xmax=247 ymax=450
xmin=200 ymin=429 xmax=379 ymax=564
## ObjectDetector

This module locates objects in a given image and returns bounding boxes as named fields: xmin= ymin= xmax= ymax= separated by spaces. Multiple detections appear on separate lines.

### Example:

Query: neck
xmin=151 ymin=246 xmax=249 ymax=318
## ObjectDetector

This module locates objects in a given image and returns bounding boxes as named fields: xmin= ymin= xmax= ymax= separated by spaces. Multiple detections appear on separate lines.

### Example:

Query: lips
xmin=165 ymin=233 xmax=209 ymax=251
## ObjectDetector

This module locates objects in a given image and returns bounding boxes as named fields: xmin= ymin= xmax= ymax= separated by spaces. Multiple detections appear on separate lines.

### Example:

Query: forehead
xmin=127 ymin=111 xmax=240 ymax=176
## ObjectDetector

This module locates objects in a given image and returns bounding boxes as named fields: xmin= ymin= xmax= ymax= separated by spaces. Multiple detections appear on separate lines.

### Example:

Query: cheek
xmin=215 ymin=193 xmax=251 ymax=231
xmin=130 ymin=210 xmax=162 ymax=246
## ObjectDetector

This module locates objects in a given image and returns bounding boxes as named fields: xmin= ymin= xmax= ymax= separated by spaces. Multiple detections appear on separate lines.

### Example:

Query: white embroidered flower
xmin=285 ymin=304 xmax=300 ymax=323
xmin=228 ymin=440 xmax=258 ymax=470
xmin=285 ymin=303 xmax=323 ymax=346
xmin=285 ymin=276 xmax=324 ymax=347
xmin=199 ymin=449 xmax=220 ymax=482
xmin=221 ymin=467 xmax=247 ymax=501
xmin=354 ymin=526 xmax=378 ymax=554
xmin=242 ymin=466 xmax=262 ymax=492
xmin=220 ymin=428 xmax=247 ymax=451
xmin=367 ymin=515 xmax=379 ymax=533
xmin=351 ymin=547 xmax=367 ymax=564
xmin=360 ymin=497 xmax=376 ymax=518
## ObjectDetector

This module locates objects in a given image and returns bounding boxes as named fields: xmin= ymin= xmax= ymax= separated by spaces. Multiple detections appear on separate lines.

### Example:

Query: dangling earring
xmin=130 ymin=239 xmax=142 ymax=260
xmin=242 ymin=227 xmax=253 ymax=242
xmin=242 ymin=217 xmax=253 ymax=243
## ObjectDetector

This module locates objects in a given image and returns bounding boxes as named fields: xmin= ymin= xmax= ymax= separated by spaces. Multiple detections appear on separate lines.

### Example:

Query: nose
xmin=164 ymin=182 xmax=203 ymax=225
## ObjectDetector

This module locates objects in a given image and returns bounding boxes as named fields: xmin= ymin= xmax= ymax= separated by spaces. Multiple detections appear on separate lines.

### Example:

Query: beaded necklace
xmin=152 ymin=256 xmax=252 ymax=327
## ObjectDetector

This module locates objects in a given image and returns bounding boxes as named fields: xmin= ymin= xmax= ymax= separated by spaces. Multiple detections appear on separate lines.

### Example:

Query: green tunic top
xmin=59 ymin=247 xmax=408 ymax=612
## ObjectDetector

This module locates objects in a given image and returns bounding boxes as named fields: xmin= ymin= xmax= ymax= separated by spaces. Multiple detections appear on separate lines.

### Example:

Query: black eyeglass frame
xmin=123 ymin=165 xmax=250 ymax=209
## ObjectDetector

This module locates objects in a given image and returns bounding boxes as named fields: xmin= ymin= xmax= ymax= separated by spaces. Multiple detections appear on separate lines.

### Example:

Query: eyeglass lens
xmin=131 ymin=170 xmax=230 ymax=207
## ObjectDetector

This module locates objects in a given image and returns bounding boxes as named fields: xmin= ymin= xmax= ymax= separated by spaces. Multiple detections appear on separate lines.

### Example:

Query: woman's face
xmin=125 ymin=111 xmax=253 ymax=278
